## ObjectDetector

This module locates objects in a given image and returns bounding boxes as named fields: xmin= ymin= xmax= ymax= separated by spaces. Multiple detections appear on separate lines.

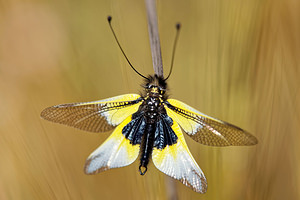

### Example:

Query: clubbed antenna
xmin=164 ymin=23 xmax=181 ymax=81
xmin=107 ymin=16 xmax=149 ymax=80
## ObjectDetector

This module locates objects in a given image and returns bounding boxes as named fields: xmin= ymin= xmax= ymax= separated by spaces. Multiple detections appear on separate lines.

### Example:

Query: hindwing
xmin=164 ymin=99 xmax=258 ymax=146
xmin=41 ymin=94 xmax=142 ymax=133
xmin=85 ymin=115 xmax=140 ymax=174
xmin=152 ymin=120 xmax=207 ymax=193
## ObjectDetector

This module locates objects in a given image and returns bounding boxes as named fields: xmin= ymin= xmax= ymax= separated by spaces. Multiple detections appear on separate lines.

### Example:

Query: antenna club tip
xmin=176 ymin=23 xmax=181 ymax=30
xmin=107 ymin=16 xmax=112 ymax=22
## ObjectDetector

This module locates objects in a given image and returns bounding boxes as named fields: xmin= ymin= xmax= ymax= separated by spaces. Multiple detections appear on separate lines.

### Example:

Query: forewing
xmin=84 ymin=115 xmax=140 ymax=174
xmin=152 ymin=120 xmax=207 ymax=193
xmin=41 ymin=94 xmax=142 ymax=133
xmin=165 ymin=99 xmax=258 ymax=146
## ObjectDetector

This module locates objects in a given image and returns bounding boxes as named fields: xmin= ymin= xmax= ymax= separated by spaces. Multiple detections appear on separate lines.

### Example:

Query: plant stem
xmin=145 ymin=0 xmax=163 ymax=77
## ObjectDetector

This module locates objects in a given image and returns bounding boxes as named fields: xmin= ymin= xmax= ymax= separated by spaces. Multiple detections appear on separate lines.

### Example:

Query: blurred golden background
xmin=0 ymin=0 xmax=299 ymax=199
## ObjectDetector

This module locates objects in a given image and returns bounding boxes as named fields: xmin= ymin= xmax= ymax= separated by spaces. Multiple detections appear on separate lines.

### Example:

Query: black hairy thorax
xmin=141 ymin=74 xmax=168 ymax=123
xmin=121 ymin=75 xmax=178 ymax=175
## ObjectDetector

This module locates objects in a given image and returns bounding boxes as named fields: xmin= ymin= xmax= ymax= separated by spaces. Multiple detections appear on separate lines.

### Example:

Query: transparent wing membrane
xmin=41 ymin=94 xmax=142 ymax=133
xmin=165 ymin=99 xmax=258 ymax=146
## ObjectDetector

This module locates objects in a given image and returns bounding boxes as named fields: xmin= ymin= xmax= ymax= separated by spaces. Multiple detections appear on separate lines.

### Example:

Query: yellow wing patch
xmin=152 ymin=120 xmax=207 ymax=193
xmin=166 ymin=99 xmax=223 ymax=134
xmin=84 ymin=115 xmax=140 ymax=174
xmin=165 ymin=99 xmax=258 ymax=146
xmin=41 ymin=94 xmax=142 ymax=133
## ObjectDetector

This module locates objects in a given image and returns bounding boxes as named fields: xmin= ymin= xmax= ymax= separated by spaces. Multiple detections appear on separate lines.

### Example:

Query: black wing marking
xmin=154 ymin=113 xmax=178 ymax=149
xmin=122 ymin=112 xmax=146 ymax=145
xmin=151 ymin=117 xmax=207 ymax=193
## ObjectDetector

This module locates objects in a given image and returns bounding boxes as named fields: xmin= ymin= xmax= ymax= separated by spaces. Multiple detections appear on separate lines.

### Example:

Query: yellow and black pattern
xmin=84 ymin=115 xmax=140 ymax=174
xmin=41 ymin=74 xmax=258 ymax=194
xmin=152 ymin=120 xmax=207 ymax=193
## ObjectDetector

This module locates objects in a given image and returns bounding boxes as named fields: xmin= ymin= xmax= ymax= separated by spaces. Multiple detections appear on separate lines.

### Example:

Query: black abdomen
xmin=138 ymin=96 xmax=159 ymax=175
xmin=139 ymin=122 xmax=155 ymax=175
